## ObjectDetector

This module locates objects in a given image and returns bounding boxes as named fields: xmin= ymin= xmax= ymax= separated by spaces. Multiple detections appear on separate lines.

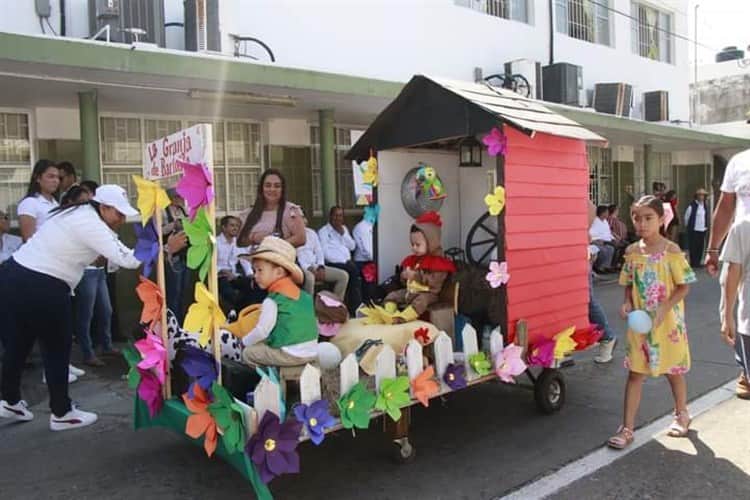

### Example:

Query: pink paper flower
xmin=135 ymin=330 xmax=167 ymax=384
xmin=527 ymin=340 xmax=555 ymax=367
xmin=176 ymin=160 xmax=214 ymax=221
xmin=486 ymin=261 xmax=510 ymax=288
xmin=482 ymin=127 xmax=508 ymax=157
xmin=494 ymin=344 xmax=527 ymax=383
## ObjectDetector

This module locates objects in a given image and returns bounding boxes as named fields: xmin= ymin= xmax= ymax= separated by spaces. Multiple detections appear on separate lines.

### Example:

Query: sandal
xmin=667 ymin=409 xmax=691 ymax=437
xmin=607 ymin=425 xmax=634 ymax=449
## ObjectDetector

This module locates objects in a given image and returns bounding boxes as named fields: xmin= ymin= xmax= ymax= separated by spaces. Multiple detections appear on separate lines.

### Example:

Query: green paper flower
xmin=374 ymin=376 xmax=411 ymax=422
xmin=208 ymin=382 xmax=246 ymax=454
xmin=469 ymin=352 xmax=492 ymax=376
xmin=336 ymin=382 xmax=376 ymax=430
xmin=183 ymin=207 xmax=214 ymax=282
xmin=122 ymin=344 xmax=142 ymax=390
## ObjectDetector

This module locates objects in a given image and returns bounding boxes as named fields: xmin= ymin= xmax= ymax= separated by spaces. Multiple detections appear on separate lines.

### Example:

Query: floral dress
xmin=619 ymin=249 xmax=697 ymax=376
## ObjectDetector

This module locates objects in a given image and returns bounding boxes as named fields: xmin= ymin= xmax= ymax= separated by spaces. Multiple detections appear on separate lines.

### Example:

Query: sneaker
xmin=42 ymin=372 xmax=79 ymax=384
xmin=594 ymin=338 xmax=617 ymax=364
xmin=49 ymin=405 xmax=98 ymax=431
xmin=0 ymin=400 xmax=34 ymax=421
xmin=68 ymin=364 xmax=86 ymax=377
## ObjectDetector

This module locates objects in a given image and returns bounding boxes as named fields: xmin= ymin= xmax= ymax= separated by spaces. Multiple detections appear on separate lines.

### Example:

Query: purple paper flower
xmin=443 ymin=363 xmax=467 ymax=390
xmin=482 ymin=127 xmax=508 ymax=157
xmin=293 ymin=400 xmax=336 ymax=446
xmin=527 ymin=340 xmax=555 ymax=367
xmin=246 ymin=412 xmax=303 ymax=484
xmin=180 ymin=346 xmax=217 ymax=400
xmin=133 ymin=219 xmax=159 ymax=278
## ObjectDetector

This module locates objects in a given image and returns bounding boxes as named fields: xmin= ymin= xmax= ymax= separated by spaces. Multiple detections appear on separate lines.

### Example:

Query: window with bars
xmin=455 ymin=0 xmax=529 ymax=23
xmin=631 ymin=2 xmax=673 ymax=63
xmin=100 ymin=117 xmax=262 ymax=214
xmin=0 ymin=112 xmax=32 ymax=221
xmin=587 ymin=146 xmax=613 ymax=204
xmin=310 ymin=126 xmax=361 ymax=214
xmin=555 ymin=0 xmax=611 ymax=46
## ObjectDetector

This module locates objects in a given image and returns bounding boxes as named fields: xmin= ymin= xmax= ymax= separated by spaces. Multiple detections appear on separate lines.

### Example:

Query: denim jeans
xmin=589 ymin=269 xmax=617 ymax=342
xmin=74 ymin=267 xmax=113 ymax=360
xmin=166 ymin=258 xmax=188 ymax=323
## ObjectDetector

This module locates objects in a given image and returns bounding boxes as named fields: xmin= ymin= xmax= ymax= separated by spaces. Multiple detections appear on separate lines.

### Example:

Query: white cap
xmin=93 ymin=185 xmax=139 ymax=217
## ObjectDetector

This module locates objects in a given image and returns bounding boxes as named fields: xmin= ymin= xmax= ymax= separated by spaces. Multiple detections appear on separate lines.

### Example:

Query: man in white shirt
xmin=0 ymin=210 xmax=22 ymax=264
xmin=318 ymin=206 xmax=362 ymax=314
xmin=684 ymin=188 xmax=709 ymax=268
xmin=589 ymin=205 xmax=616 ymax=272
xmin=216 ymin=215 xmax=251 ymax=312
xmin=297 ymin=212 xmax=349 ymax=300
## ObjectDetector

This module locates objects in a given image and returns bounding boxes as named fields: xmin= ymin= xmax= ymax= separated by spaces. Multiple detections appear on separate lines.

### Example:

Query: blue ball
xmin=628 ymin=310 xmax=652 ymax=334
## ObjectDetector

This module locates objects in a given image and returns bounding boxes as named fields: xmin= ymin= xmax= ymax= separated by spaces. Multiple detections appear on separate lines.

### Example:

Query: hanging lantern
xmin=459 ymin=136 xmax=482 ymax=167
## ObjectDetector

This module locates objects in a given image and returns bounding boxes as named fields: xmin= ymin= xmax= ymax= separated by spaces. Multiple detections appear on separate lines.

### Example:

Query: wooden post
xmin=153 ymin=207 xmax=171 ymax=399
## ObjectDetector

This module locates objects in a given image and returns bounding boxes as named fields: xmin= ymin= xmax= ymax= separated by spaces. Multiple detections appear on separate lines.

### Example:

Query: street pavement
xmin=0 ymin=269 xmax=743 ymax=500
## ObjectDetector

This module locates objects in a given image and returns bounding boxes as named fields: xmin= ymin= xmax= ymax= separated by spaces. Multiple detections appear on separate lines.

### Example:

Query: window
xmin=100 ymin=117 xmax=262 ymax=213
xmin=631 ymin=2 xmax=673 ymax=63
xmin=455 ymin=0 xmax=528 ymax=23
xmin=0 ymin=112 xmax=32 ymax=222
xmin=587 ymin=146 xmax=613 ymax=204
xmin=310 ymin=126 xmax=361 ymax=214
xmin=556 ymin=0 xmax=611 ymax=46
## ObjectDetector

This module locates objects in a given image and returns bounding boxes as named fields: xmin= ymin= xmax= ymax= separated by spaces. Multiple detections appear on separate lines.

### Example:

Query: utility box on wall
xmin=643 ymin=91 xmax=669 ymax=122
xmin=593 ymin=83 xmax=633 ymax=117
xmin=88 ymin=0 xmax=165 ymax=46
xmin=542 ymin=62 xmax=583 ymax=106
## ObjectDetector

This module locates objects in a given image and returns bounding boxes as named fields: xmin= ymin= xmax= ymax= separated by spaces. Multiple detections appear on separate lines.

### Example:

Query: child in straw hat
xmin=240 ymin=236 xmax=318 ymax=368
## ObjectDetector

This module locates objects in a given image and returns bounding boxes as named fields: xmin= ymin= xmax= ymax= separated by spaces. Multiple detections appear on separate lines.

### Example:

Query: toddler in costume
xmin=240 ymin=236 xmax=318 ymax=368
xmin=384 ymin=211 xmax=456 ymax=324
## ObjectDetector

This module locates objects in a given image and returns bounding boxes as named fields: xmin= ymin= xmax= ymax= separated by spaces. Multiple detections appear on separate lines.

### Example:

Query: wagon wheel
xmin=466 ymin=212 xmax=498 ymax=266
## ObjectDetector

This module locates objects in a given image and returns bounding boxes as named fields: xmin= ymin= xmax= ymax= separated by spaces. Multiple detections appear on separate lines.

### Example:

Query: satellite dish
xmin=400 ymin=165 xmax=445 ymax=218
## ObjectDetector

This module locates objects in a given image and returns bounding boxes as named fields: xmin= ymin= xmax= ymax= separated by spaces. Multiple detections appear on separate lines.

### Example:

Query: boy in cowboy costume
xmin=240 ymin=236 xmax=318 ymax=367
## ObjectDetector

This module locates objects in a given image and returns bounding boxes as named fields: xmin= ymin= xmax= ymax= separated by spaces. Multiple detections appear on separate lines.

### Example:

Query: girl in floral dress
xmin=608 ymin=196 xmax=697 ymax=449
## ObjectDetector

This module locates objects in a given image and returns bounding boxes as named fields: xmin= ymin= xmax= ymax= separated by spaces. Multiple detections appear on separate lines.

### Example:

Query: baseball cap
xmin=93 ymin=184 xmax=139 ymax=217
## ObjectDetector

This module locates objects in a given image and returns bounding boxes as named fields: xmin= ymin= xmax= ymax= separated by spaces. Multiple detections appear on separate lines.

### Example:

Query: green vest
xmin=266 ymin=290 xmax=318 ymax=348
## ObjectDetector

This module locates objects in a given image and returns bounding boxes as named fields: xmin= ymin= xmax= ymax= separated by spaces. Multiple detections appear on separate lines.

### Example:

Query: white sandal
xmin=607 ymin=425 xmax=634 ymax=449
xmin=667 ymin=409 xmax=691 ymax=437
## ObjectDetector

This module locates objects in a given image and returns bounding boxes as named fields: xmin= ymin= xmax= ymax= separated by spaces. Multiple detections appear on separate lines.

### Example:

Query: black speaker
xmin=643 ymin=91 xmax=669 ymax=122
xmin=542 ymin=62 xmax=583 ymax=106
xmin=593 ymin=83 xmax=633 ymax=117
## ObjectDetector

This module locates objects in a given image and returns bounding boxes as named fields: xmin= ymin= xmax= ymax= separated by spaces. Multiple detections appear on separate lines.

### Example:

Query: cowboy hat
xmin=695 ymin=187 xmax=709 ymax=196
xmin=243 ymin=236 xmax=304 ymax=285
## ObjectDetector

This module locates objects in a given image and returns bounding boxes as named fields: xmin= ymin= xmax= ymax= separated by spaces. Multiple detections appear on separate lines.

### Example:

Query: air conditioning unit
xmin=593 ymin=83 xmax=633 ymax=117
xmin=185 ymin=0 xmax=221 ymax=52
xmin=542 ymin=62 xmax=583 ymax=106
xmin=504 ymin=59 xmax=543 ymax=99
xmin=88 ymin=0 xmax=165 ymax=46
xmin=643 ymin=91 xmax=669 ymax=122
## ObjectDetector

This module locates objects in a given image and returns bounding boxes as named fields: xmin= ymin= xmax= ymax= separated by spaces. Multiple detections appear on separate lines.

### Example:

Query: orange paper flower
xmin=411 ymin=366 xmax=440 ymax=407
xmin=183 ymin=384 xmax=218 ymax=457
xmin=136 ymin=277 xmax=163 ymax=328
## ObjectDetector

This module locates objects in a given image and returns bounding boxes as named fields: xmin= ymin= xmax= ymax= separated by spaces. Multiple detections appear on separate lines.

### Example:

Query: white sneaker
xmin=0 ymin=400 xmax=34 ymax=421
xmin=68 ymin=364 xmax=86 ymax=377
xmin=594 ymin=338 xmax=617 ymax=364
xmin=49 ymin=405 xmax=98 ymax=431
xmin=42 ymin=372 xmax=78 ymax=384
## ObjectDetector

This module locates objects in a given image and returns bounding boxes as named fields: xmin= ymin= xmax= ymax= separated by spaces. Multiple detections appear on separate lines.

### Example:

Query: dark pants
xmin=165 ymin=258 xmax=188 ymax=323
xmin=355 ymin=261 xmax=380 ymax=304
xmin=0 ymin=259 xmax=73 ymax=417
xmin=328 ymin=261 xmax=363 ymax=315
xmin=687 ymin=230 xmax=706 ymax=268
xmin=589 ymin=269 xmax=616 ymax=342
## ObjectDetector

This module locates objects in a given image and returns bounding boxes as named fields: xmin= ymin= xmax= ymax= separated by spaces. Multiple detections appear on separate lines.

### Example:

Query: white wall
xmin=35 ymin=107 xmax=80 ymax=140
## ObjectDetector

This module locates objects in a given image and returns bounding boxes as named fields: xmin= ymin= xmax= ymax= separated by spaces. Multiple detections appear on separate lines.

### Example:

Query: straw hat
xmin=245 ymin=236 xmax=304 ymax=285
xmin=695 ymin=187 xmax=708 ymax=196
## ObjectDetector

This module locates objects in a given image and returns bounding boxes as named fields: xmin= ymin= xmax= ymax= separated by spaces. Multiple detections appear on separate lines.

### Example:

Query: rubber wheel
xmin=391 ymin=438 xmax=416 ymax=464
xmin=534 ymin=369 xmax=566 ymax=414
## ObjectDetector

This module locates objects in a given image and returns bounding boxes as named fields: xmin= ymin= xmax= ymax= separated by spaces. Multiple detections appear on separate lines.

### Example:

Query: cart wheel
xmin=534 ymin=369 xmax=566 ymax=414
xmin=391 ymin=437 xmax=416 ymax=464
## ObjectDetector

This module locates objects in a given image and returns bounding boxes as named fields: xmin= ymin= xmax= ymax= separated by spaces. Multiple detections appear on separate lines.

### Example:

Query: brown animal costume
xmin=384 ymin=211 xmax=456 ymax=320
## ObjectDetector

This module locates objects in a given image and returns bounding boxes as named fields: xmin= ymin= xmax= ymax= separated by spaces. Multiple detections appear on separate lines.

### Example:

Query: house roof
xmin=346 ymin=75 xmax=607 ymax=161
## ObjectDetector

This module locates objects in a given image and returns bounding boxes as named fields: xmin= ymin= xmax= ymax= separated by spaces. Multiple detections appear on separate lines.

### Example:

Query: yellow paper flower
xmin=184 ymin=282 xmax=226 ymax=347
xmin=553 ymin=326 xmax=577 ymax=360
xmin=362 ymin=156 xmax=378 ymax=186
xmin=484 ymin=186 xmax=506 ymax=216
xmin=132 ymin=175 xmax=170 ymax=225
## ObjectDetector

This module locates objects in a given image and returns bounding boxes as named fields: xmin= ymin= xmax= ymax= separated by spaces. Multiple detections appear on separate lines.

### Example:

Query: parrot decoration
xmin=416 ymin=164 xmax=447 ymax=201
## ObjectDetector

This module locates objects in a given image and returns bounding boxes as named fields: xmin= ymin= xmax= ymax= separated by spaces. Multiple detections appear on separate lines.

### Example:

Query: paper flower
xmin=176 ymin=160 xmax=214 ymax=221
xmin=411 ymin=366 xmax=440 ymax=407
xmin=482 ymin=127 xmax=508 ymax=157
xmin=246 ymin=411 xmax=303 ymax=484
xmin=133 ymin=219 xmax=160 ymax=278
xmin=494 ymin=344 xmax=527 ymax=383
xmin=293 ymin=399 xmax=336 ymax=446
xmin=486 ymin=260 xmax=510 ymax=288
xmin=361 ymin=262 xmax=377 ymax=283
xmin=484 ymin=185 xmax=506 ymax=216
xmin=363 ymin=204 xmax=380 ymax=224
xmin=469 ymin=352 xmax=492 ymax=376
xmin=553 ymin=326 xmax=577 ymax=360
xmin=183 ymin=383 xmax=218 ymax=458
xmin=572 ymin=326 xmax=603 ymax=351
xmin=375 ymin=376 xmax=411 ymax=421
xmin=336 ymin=382 xmax=376 ymax=430
xmin=134 ymin=329 xmax=167 ymax=384
xmin=122 ymin=344 xmax=142 ymax=390
xmin=132 ymin=175 xmax=170 ymax=226
xmin=137 ymin=367 xmax=163 ymax=418
xmin=208 ymin=382 xmax=246 ymax=454
xmin=443 ymin=363 xmax=467 ymax=390
xmin=362 ymin=155 xmax=378 ymax=186
xmin=317 ymin=322 xmax=341 ymax=338
xmin=181 ymin=346 xmax=218 ymax=399
xmin=184 ymin=282 xmax=226 ymax=347
xmin=414 ymin=327 xmax=431 ymax=345
xmin=182 ymin=207 xmax=214 ymax=282
xmin=527 ymin=340 xmax=555 ymax=367
xmin=135 ymin=277 xmax=163 ymax=328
